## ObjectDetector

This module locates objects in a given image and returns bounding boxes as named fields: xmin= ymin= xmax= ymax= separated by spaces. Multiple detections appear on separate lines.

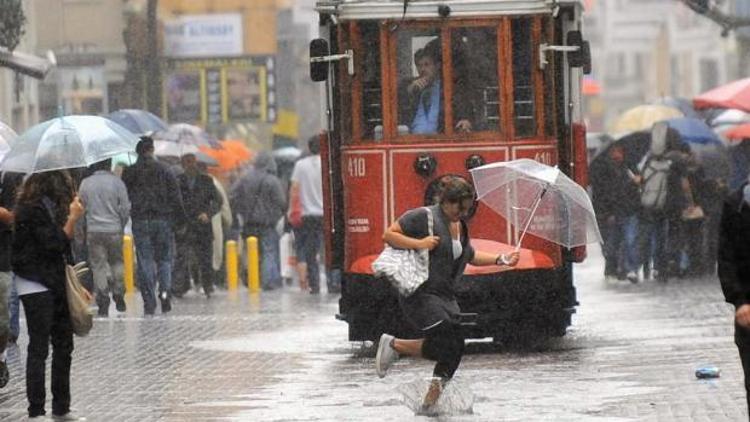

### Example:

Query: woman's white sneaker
xmin=375 ymin=333 xmax=398 ymax=378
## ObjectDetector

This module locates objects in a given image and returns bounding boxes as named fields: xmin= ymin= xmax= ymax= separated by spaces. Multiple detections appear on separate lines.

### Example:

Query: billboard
xmin=164 ymin=14 xmax=243 ymax=58
xmin=163 ymin=56 xmax=276 ymax=125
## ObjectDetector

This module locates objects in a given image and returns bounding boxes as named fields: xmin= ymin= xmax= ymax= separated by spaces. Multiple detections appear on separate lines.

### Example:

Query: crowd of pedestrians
xmin=591 ymin=123 xmax=726 ymax=283
xmin=0 ymin=133 xmax=335 ymax=419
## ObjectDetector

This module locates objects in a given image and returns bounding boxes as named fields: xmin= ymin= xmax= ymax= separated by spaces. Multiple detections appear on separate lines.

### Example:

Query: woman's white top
xmin=14 ymin=275 xmax=49 ymax=296
xmin=452 ymin=239 xmax=463 ymax=260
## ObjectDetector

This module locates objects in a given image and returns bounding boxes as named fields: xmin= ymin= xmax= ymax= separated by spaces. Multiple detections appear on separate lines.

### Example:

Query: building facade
xmin=584 ymin=0 xmax=734 ymax=132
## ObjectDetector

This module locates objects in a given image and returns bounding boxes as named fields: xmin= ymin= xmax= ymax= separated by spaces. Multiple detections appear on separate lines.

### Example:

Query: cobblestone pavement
xmin=0 ymin=245 xmax=746 ymax=421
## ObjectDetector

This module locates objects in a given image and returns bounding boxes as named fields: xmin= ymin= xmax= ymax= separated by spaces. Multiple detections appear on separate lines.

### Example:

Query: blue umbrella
xmin=0 ymin=115 xmax=139 ymax=173
xmin=107 ymin=109 xmax=168 ymax=135
xmin=666 ymin=117 xmax=730 ymax=180
xmin=666 ymin=117 xmax=722 ymax=145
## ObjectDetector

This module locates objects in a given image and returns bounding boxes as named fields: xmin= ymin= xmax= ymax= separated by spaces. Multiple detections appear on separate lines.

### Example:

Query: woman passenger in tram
xmin=374 ymin=176 xmax=520 ymax=412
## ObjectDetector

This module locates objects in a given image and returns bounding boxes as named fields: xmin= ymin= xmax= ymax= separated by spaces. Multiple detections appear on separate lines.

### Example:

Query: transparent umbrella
xmin=107 ymin=109 xmax=168 ymax=135
xmin=0 ymin=115 xmax=139 ymax=174
xmin=153 ymin=141 xmax=218 ymax=166
xmin=470 ymin=159 xmax=602 ymax=250
xmin=0 ymin=121 xmax=18 ymax=162
xmin=154 ymin=123 xmax=221 ymax=148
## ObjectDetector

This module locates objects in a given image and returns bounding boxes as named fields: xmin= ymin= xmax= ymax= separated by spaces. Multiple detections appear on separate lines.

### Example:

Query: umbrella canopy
xmin=725 ymin=123 xmax=750 ymax=141
xmin=609 ymin=105 xmax=684 ymax=135
xmin=694 ymin=77 xmax=750 ymax=112
xmin=199 ymin=140 xmax=253 ymax=172
xmin=272 ymin=146 xmax=302 ymax=162
xmin=470 ymin=159 xmax=602 ymax=249
xmin=154 ymin=123 xmax=221 ymax=148
xmin=0 ymin=116 xmax=138 ymax=174
xmin=0 ymin=121 xmax=18 ymax=161
xmin=107 ymin=109 xmax=168 ymax=135
xmin=610 ymin=131 xmax=651 ymax=168
xmin=654 ymin=97 xmax=700 ymax=119
xmin=153 ymin=141 xmax=218 ymax=166
xmin=664 ymin=117 xmax=730 ymax=181
xmin=665 ymin=117 xmax=721 ymax=145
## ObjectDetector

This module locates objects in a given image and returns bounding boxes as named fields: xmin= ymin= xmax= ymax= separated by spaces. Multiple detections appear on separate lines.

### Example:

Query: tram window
xmin=396 ymin=29 xmax=444 ymax=135
xmin=512 ymin=18 xmax=537 ymax=138
xmin=359 ymin=22 xmax=382 ymax=140
xmin=451 ymin=27 xmax=499 ymax=133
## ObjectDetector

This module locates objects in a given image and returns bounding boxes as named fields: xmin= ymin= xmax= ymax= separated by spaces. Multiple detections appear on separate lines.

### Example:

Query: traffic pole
xmin=226 ymin=240 xmax=238 ymax=291
xmin=123 ymin=235 xmax=135 ymax=295
xmin=247 ymin=236 xmax=260 ymax=293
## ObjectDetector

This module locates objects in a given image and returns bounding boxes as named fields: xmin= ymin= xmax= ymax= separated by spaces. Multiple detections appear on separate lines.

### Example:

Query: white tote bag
xmin=371 ymin=207 xmax=433 ymax=297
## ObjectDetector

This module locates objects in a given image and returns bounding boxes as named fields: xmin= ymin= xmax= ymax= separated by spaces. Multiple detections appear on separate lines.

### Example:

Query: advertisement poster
xmin=164 ymin=56 xmax=275 ymax=125
xmin=225 ymin=67 xmax=264 ymax=121
xmin=165 ymin=70 xmax=202 ymax=123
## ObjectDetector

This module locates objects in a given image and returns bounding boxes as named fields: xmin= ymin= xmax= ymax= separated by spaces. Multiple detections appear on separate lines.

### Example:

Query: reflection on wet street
xmin=1 ymin=245 xmax=745 ymax=421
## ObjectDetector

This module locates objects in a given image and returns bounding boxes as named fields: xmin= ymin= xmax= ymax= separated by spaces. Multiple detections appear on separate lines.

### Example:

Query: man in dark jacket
xmin=230 ymin=152 xmax=286 ymax=290
xmin=172 ymin=153 xmax=222 ymax=298
xmin=590 ymin=145 xmax=641 ymax=282
xmin=122 ymin=136 xmax=186 ymax=315
xmin=719 ymin=179 xmax=750 ymax=414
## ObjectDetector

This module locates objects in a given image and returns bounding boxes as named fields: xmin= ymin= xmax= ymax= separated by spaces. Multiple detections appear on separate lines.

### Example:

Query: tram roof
xmin=315 ymin=0 xmax=584 ymax=20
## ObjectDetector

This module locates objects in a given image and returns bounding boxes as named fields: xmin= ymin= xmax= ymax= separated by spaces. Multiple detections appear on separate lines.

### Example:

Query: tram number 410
xmin=347 ymin=157 xmax=366 ymax=178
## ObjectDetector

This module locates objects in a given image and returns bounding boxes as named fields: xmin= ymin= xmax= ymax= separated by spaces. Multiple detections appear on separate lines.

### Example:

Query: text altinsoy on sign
xmin=164 ymin=14 xmax=243 ymax=58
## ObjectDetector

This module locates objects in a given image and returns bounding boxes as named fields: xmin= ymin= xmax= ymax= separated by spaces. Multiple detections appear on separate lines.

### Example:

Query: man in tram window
xmin=399 ymin=41 xmax=473 ymax=135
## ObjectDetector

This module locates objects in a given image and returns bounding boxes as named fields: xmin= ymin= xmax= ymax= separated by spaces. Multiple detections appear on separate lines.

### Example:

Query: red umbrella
xmin=724 ymin=122 xmax=750 ymax=141
xmin=694 ymin=78 xmax=750 ymax=112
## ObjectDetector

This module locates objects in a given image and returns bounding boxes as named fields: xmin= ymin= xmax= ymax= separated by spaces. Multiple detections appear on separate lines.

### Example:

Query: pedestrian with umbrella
xmin=0 ymin=121 xmax=18 ymax=389
xmin=12 ymin=171 xmax=85 ymax=421
xmin=374 ymin=176 xmax=520 ymax=415
xmin=0 ymin=115 xmax=137 ymax=421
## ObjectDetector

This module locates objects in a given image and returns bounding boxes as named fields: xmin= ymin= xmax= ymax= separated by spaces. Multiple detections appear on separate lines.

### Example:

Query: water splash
xmin=397 ymin=377 xmax=474 ymax=416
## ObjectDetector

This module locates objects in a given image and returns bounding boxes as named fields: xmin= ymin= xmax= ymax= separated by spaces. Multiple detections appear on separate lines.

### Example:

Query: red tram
xmin=310 ymin=0 xmax=592 ymax=342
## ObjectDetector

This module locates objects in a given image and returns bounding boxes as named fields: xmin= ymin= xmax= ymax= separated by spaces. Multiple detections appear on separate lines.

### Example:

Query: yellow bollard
xmin=122 ymin=235 xmax=135 ymax=295
xmin=247 ymin=236 xmax=260 ymax=293
xmin=226 ymin=240 xmax=238 ymax=291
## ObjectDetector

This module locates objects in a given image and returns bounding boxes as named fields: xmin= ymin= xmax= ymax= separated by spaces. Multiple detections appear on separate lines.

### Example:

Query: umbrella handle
xmin=515 ymin=186 xmax=547 ymax=252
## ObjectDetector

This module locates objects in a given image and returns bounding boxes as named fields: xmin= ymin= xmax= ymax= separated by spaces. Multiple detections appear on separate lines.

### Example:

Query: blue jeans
xmin=638 ymin=211 xmax=668 ymax=277
xmin=9 ymin=274 xmax=19 ymax=339
xmin=132 ymin=219 xmax=173 ymax=313
xmin=243 ymin=225 xmax=281 ymax=289
xmin=620 ymin=215 xmax=639 ymax=274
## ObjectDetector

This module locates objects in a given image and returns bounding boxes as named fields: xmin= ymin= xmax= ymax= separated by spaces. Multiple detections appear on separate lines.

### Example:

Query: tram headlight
xmin=465 ymin=154 xmax=485 ymax=170
xmin=413 ymin=154 xmax=438 ymax=178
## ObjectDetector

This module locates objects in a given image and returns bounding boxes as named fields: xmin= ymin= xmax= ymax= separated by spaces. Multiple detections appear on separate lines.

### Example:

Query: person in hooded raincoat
xmin=230 ymin=152 xmax=286 ymax=290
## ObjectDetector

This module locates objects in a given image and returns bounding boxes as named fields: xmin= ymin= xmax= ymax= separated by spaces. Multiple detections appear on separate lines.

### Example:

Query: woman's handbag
xmin=65 ymin=262 xmax=94 ymax=337
xmin=372 ymin=207 xmax=433 ymax=297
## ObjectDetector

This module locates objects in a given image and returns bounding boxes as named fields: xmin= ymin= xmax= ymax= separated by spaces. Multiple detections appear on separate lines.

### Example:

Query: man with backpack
xmin=637 ymin=123 xmax=689 ymax=282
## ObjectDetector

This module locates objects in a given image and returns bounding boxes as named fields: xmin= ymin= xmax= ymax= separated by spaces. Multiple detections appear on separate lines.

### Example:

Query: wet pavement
xmin=0 ymin=245 xmax=747 ymax=421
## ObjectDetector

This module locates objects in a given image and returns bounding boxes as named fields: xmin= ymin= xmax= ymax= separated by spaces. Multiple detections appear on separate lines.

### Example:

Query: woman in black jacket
xmin=12 ymin=170 xmax=85 ymax=420
xmin=374 ymin=176 xmax=519 ymax=414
